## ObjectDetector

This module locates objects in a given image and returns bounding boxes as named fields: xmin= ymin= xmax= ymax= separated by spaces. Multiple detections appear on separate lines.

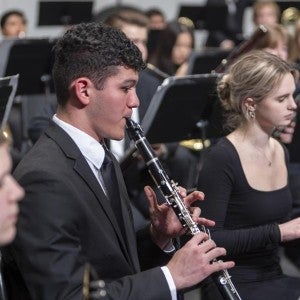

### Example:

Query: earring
xmin=247 ymin=107 xmax=255 ymax=119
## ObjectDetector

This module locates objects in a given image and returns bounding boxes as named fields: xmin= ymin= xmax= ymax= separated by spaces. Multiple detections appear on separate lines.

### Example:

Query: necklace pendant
xmin=268 ymin=161 xmax=272 ymax=167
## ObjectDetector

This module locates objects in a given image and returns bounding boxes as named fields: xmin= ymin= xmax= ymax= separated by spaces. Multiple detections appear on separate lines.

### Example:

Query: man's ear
xmin=71 ymin=77 xmax=92 ymax=106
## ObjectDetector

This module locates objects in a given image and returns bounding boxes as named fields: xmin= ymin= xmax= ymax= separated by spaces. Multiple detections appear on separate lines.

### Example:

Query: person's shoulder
xmin=207 ymin=137 xmax=234 ymax=158
xmin=13 ymin=133 xmax=60 ymax=177
xmin=203 ymin=137 xmax=239 ymax=170
xmin=139 ymin=67 xmax=163 ymax=86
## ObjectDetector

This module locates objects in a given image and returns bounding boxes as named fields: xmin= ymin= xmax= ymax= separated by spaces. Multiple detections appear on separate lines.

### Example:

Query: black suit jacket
xmin=3 ymin=122 xmax=172 ymax=300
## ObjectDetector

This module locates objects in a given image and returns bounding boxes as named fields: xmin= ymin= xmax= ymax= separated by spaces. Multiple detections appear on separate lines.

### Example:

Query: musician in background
xmin=104 ymin=8 xmax=160 ymax=127
xmin=145 ymin=8 xmax=166 ymax=31
xmin=2 ymin=22 xmax=234 ymax=300
xmin=253 ymin=23 xmax=289 ymax=64
xmin=0 ymin=9 xmax=29 ymax=168
xmin=145 ymin=7 xmax=166 ymax=58
xmin=197 ymin=50 xmax=300 ymax=299
xmin=149 ymin=19 xmax=194 ymax=77
xmin=283 ymin=98 xmax=300 ymax=273
xmin=204 ymin=0 xmax=250 ymax=50
xmin=252 ymin=0 xmax=280 ymax=28
xmin=0 ymin=10 xmax=27 ymax=39
xmin=281 ymin=18 xmax=300 ymax=272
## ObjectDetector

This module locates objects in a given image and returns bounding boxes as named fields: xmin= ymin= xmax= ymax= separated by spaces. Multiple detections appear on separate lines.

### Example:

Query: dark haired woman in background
xmin=149 ymin=20 xmax=194 ymax=77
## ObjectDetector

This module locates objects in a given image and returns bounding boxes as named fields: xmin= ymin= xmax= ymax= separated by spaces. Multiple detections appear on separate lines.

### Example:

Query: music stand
xmin=141 ymin=74 xmax=225 ymax=144
xmin=178 ymin=4 xmax=228 ymax=31
xmin=0 ymin=74 xmax=19 ymax=131
xmin=177 ymin=5 xmax=206 ymax=29
xmin=38 ymin=1 xmax=93 ymax=26
xmin=276 ymin=1 xmax=300 ymax=12
xmin=187 ymin=48 xmax=231 ymax=75
xmin=0 ymin=38 xmax=56 ymax=96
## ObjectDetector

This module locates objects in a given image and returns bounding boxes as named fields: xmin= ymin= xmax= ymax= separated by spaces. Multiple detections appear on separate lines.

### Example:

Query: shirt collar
xmin=52 ymin=114 xmax=105 ymax=169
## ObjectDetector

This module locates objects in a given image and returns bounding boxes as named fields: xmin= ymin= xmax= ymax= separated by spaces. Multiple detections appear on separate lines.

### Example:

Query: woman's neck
xmin=228 ymin=122 xmax=272 ymax=149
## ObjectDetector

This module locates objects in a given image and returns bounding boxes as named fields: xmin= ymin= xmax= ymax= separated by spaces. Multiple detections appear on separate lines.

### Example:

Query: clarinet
xmin=125 ymin=118 xmax=242 ymax=300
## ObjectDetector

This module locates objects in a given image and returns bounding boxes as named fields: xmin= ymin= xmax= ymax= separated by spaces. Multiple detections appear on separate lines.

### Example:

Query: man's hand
xmin=167 ymin=233 xmax=235 ymax=290
xmin=144 ymin=185 xmax=215 ymax=249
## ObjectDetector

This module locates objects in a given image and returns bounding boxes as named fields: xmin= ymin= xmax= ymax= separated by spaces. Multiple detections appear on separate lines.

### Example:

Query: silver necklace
xmin=254 ymin=146 xmax=272 ymax=167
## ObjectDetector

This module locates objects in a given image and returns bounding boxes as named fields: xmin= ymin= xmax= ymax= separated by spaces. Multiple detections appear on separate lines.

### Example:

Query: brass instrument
xmin=281 ymin=7 xmax=299 ymax=26
xmin=0 ymin=129 xmax=7 ymax=144
xmin=180 ymin=138 xmax=211 ymax=151
xmin=178 ymin=16 xmax=195 ymax=29
xmin=0 ymin=125 xmax=13 ymax=146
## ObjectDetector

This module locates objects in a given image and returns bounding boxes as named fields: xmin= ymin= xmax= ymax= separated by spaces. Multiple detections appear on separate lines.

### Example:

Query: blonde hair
xmin=218 ymin=50 xmax=298 ymax=131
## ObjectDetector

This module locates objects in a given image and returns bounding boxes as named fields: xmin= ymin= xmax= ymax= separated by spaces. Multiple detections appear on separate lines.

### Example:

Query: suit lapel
xmin=45 ymin=122 xmax=138 ymax=271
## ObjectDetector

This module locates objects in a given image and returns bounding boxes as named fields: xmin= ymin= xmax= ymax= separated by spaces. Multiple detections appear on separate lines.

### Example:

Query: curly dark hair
xmin=52 ymin=22 xmax=145 ymax=106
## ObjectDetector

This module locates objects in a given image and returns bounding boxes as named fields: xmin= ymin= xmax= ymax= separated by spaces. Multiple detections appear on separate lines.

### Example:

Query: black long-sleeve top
xmin=197 ymin=137 xmax=292 ymax=280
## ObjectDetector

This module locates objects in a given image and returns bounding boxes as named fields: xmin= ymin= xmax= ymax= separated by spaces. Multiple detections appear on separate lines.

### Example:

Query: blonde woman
xmin=197 ymin=50 xmax=300 ymax=299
